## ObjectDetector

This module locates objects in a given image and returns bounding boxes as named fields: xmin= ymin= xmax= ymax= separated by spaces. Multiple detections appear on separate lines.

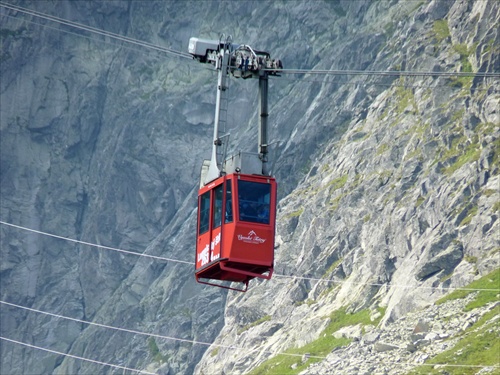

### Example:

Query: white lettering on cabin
xmin=210 ymin=233 xmax=221 ymax=250
xmin=198 ymin=244 xmax=209 ymax=266
xmin=238 ymin=230 xmax=266 ymax=244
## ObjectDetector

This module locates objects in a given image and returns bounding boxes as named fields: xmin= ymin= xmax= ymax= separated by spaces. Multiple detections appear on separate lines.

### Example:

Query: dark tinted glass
xmin=213 ymin=185 xmax=223 ymax=228
xmin=238 ymin=180 xmax=271 ymax=224
xmin=225 ymin=180 xmax=233 ymax=223
xmin=199 ymin=191 xmax=210 ymax=234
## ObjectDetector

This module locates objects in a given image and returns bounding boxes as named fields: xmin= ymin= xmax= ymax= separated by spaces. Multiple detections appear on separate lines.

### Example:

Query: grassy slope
xmin=409 ymin=268 xmax=500 ymax=375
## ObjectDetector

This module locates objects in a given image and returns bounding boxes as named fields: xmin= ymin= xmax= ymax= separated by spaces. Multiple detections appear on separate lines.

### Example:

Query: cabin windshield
xmin=213 ymin=185 xmax=223 ymax=228
xmin=225 ymin=179 xmax=233 ymax=223
xmin=199 ymin=191 xmax=210 ymax=234
xmin=238 ymin=180 xmax=271 ymax=224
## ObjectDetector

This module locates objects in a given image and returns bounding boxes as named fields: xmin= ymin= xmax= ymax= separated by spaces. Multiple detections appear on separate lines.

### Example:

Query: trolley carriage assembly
xmin=189 ymin=35 xmax=282 ymax=292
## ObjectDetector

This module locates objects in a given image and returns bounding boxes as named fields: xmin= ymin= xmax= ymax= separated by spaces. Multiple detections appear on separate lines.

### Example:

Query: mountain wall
xmin=0 ymin=1 xmax=498 ymax=374
xmin=195 ymin=1 xmax=500 ymax=373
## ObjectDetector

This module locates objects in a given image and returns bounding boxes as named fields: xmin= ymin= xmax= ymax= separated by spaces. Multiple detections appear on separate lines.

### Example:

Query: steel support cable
xmin=0 ymin=221 xmax=194 ymax=265
xmin=0 ymin=336 xmax=155 ymax=375
xmin=2 ymin=336 xmax=497 ymax=373
xmin=266 ymin=68 xmax=500 ymax=78
xmin=271 ymin=273 xmax=500 ymax=292
xmin=2 ymin=300 xmax=499 ymax=370
xmin=0 ymin=10 xmax=494 ymax=90
xmin=0 ymin=300 xmax=223 ymax=350
xmin=2 ymin=2 xmax=498 ymax=79
xmin=275 ymin=74 xmax=495 ymax=91
xmin=0 ymin=7 xmax=500 ymax=91
xmin=0 ymin=12 xmax=188 ymax=63
xmin=0 ymin=1 xmax=193 ymax=60
xmin=0 ymin=300 xmax=324 ymax=360
xmin=1 ymin=220 xmax=499 ymax=293
xmin=2 ymin=10 xmax=493 ymax=90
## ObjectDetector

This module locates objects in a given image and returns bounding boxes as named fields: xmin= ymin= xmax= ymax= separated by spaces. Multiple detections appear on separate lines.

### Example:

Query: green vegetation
xmin=327 ymin=174 xmax=348 ymax=191
xmin=492 ymin=200 xmax=500 ymax=214
xmin=408 ymin=306 xmax=500 ymax=375
xmin=439 ymin=129 xmax=482 ymax=176
xmin=412 ymin=1 xmax=426 ymax=13
xmin=395 ymin=85 xmax=417 ymax=114
xmin=147 ymin=337 xmax=169 ymax=363
xmin=433 ymin=20 xmax=450 ymax=43
xmin=248 ymin=307 xmax=385 ymax=375
xmin=320 ymin=163 xmax=331 ymax=174
xmin=317 ymin=284 xmax=340 ymax=300
xmin=286 ymin=207 xmax=304 ymax=219
xmin=328 ymin=194 xmax=344 ymax=211
xmin=404 ymin=148 xmax=423 ymax=162
xmin=322 ymin=257 xmax=344 ymax=278
xmin=415 ymin=195 xmax=425 ymax=207
xmin=453 ymin=43 xmax=474 ymax=73
xmin=450 ymin=109 xmax=465 ymax=123
xmin=491 ymin=136 xmax=500 ymax=169
xmin=448 ymin=75 xmax=473 ymax=90
xmin=238 ymin=315 xmax=272 ymax=335
xmin=447 ymin=43 xmax=475 ymax=89
xmin=483 ymin=189 xmax=496 ymax=197
xmin=295 ymin=298 xmax=317 ymax=307
xmin=435 ymin=268 xmax=499 ymax=311
xmin=459 ymin=205 xmax=478 ymax=226
xmin=376 ymin=143 xmax=390 ymax=156
xmin=410 ymin=269 xmax=500 ymax=374
xmin=210 ymin=347 xmax=219 ymax=357
xmin=439 ymin=272 xmax=453 ymax=283
xmin=464 ymin=255 xmax=478 ymax=264
xmin=351 ymin=173 xmax=364 ymax=189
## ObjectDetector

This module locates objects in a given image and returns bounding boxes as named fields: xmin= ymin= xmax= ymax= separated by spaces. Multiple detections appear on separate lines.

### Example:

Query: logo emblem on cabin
xmin=238 ymin=230 xmax=266 ymax=244
xmin=198 ymin=244 xmax=209 ymax=266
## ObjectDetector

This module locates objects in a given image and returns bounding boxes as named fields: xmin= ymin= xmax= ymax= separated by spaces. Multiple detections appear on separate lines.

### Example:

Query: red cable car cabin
xmin=195 ymin=173 xmax=277 ymax=292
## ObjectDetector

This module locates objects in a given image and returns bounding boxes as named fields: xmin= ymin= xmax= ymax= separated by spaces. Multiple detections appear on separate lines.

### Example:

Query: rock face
xmin=300 ymin=295 xmax=499 ymax=374
xmin=0 ymin=1 xmax=498 ymax=375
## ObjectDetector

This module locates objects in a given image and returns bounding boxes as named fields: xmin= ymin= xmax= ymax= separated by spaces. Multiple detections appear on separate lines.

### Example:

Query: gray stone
xmin=416 ymin=242 xmax=464 ymax=281
xmin=413 ymin=319 xmax=431 ymax=334
xmin=411 ymin=332 xmax=426 ymax=343
xmin=424 ymin=332 xmax=440 ymax=341
xmin=362 ymin=331 xmax=381 ymax=344
xmin=406 ymin=343 xmax=418 ymax=353
xmin=373 ymin=342 xmax=399 ymax=353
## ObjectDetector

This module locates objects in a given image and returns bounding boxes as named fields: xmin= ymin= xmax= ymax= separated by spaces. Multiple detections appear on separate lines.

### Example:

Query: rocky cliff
xmin=0 ymin=1 xmax=498 ymax=375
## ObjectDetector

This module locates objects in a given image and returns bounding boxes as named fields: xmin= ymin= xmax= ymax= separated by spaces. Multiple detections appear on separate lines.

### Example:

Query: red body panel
xmin=195 ymin=173 xmax=276 ymax=290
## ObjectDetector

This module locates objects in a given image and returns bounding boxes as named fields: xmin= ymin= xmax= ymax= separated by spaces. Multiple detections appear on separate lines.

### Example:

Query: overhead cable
xmin=0 ymin=221 xmax=194 ymax=265
xmin=271 ymin=273 xmax=500 ymax=292
xmin=0 ymin=300 xmax=222 ymax=350
xmin=2 ymin=220 xmax=499 ymax=292
xmin=267 ymin=68 xmax=500 ymax=78
xmin=0 ymin=336 xmax=155 ymax=375
xmin=0 ymin=300 xmax=325 ymax=360
xmin=2 ymin=2 xmax=498 ymax=79
xmin=276 ymin=74 xmax=495 ymax=91
xmin=0 ymin=1 xmax=193 ymax=60
xmin=2 ymin=300 xmax=499 ymax=370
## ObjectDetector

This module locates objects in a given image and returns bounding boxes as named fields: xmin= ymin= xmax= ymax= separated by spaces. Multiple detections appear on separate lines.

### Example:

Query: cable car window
xmin=213 ymin=184 xmax=223 ymax=228
xmin=238 ymin=180 xmax=271 ymax=224
xmin=225 ymin=180 xmax=233 ymax=223
xmin=199 ymin=191 xmax=210 ymax=234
